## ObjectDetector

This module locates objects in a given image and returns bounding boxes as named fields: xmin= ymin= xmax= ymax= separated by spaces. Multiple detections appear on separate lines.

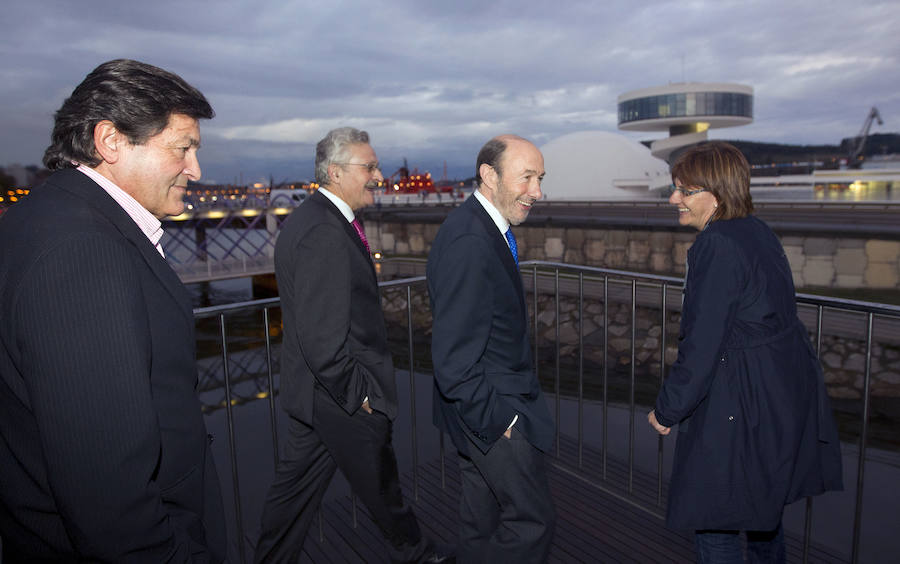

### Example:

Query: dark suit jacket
xmin=427 ymin=195 xmax=554 ymax=455
xmin=0 ymin=169 xmax=225 ymax=561
xmin=654 ymin=216 xmax=843 ymax=530
xmin=274 ymin=190 xmax=397 ymax=422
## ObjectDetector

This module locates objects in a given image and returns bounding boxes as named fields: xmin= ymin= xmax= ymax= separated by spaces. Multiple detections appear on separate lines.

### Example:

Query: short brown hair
xmin=671 ymin=142 xmax=753 ymax=221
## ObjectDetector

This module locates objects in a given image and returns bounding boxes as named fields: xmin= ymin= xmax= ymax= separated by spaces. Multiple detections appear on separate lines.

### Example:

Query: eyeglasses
xmin=336 ymin=162 xmax=381 ymax=173
xmin=670 ymin=184 xmax=708 ymax=197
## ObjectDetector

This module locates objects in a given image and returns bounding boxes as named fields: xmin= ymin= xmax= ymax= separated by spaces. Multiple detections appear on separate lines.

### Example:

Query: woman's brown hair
xmin=671 ymin=141 xmax=754 ymax=220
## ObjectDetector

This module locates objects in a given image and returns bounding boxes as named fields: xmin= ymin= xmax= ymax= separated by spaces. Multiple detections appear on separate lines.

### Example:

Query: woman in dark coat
xmin=648 ymin=142 xmax=843 ymax=563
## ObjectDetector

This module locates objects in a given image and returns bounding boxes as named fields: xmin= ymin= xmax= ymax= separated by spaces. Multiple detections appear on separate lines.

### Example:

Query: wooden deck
xmin=295 ymin=434 xmax=847 ymax=563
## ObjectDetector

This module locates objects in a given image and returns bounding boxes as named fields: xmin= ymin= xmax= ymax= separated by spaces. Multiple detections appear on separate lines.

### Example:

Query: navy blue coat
xmin=427 ymin=196 xmax=555 ymax=455
xmin=0 ymin=169 xmax=225 ymax=561
xmin=654 ymin=215 xmax=843 ymax=531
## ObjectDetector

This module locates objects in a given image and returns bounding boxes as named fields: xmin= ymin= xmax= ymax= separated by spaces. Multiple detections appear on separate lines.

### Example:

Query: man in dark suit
xmin=254 ymin=127 xmax=451 ymax=563
xmin=0 ymin=59 xmax=225 ymax=562
xmin=427 ymin=135 xmax=556 ymax=563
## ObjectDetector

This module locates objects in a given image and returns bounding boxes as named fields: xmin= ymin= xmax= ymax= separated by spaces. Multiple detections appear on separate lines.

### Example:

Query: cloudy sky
xmin=2 ymin=0 xmax=898 ymax=184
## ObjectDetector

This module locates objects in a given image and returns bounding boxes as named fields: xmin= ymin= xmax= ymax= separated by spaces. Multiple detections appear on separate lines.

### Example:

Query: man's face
xmin=115 ymin=113 xmax=202 ymax=219
xmin=485 ymin=139 xmax=544 ymax=226
xmin=331 ymin=143 xmax=383 ymax=211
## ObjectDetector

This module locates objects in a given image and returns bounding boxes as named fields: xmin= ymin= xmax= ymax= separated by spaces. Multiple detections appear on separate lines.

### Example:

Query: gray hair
xmin=315 ymin=127 xmax=370 ymax=185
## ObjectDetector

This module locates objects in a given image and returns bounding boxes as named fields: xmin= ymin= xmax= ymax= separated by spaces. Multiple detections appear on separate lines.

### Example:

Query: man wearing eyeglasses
xmin=254 ymin=127 xmax=452 ymax=563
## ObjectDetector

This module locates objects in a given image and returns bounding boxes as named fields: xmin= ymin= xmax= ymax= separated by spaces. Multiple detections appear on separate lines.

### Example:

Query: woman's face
xmin=669 ymin=179 xmax=719 ymax=231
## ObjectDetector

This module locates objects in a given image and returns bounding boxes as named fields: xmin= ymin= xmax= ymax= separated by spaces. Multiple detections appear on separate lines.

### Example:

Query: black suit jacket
xmin=0 ymin=169 xmax=225 ymax=562
xmin=427 ymin=195 xmax=554 ymax=455
xmin=274 ymin=190 xmax=397 ymax=423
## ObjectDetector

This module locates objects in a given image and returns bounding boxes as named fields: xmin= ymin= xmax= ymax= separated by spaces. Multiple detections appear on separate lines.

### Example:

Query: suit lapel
xmin=466 ymin=197 xmax=526 ymax=306
xmin=312 ymin=191 xmax=377 ymax=281
xmin=55 ymin=169 xmax=194 ymax=322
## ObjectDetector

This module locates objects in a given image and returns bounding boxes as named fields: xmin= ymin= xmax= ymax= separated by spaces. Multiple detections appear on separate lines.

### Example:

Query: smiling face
xmin=112 ymin=113 xmax=202 ymax=218
xmin=328 ymin=142 xmax=383 ymax=211
xmin=480 ymin=138 xmax=544 ymax=226
xmin=669 ymin=178 xmax=719 ymax=231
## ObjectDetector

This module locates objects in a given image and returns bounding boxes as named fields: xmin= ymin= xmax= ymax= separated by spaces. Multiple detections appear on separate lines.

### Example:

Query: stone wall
xmin=367 ymin=221 xmax=900 ymax=289
xmin=380 ymin=285 xmax=900 ymax=404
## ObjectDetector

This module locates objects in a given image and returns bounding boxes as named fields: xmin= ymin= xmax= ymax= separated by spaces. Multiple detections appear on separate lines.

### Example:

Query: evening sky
xmin=1 ymin=0 xmax=897 ymax=184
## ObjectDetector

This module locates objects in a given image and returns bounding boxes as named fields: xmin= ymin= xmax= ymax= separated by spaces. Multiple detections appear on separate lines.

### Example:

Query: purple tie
xmin=351 ymin=218 xmax=370 ymax=253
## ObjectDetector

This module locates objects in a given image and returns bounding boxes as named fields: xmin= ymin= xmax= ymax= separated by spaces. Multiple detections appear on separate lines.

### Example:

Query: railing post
xmin=657 ymin=283 xmax=667 ymax=507
xmin=263 ymin=308 xmax=279 ymax=468
xmin=803 ymin=304 xmax=826 ymax=563
xmin=219 ymin=314 xmax=246 ymax=563
xmin=850 ymin=313 xmax=875 ymax=564
xmin=602 ymin=275 xmax=609 ymax=480
xmin=555 ymin=268 xmax=561 ymax=458
xmin=578 ymin=272 xmax=584 ymax=469
xmin=628 ymin=280 xmax=636 ymax=494
xmin=533 ymin=266 xmax=539 ymax=384
xmin=407 ymin=285 xmax=419 ymax=501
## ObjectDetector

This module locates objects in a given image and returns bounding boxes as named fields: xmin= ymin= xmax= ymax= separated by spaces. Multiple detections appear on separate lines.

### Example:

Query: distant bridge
xmin=163 ymin=199 xmax=900 ymax=284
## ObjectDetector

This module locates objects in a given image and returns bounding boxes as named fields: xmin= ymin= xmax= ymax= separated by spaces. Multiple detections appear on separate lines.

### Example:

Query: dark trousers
xmin=695 ymin=522 xmax=785 ymax=564
xmin=457 ymin=426 xmax=555 ymax=564
xmin=254 ymin=387 xmax=426 ymax=563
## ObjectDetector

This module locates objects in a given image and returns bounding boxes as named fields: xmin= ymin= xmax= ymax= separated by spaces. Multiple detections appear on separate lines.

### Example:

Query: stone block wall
xmin=380 ymin=284 xmax=900 ymax=403
xmin=366 ymin=220 xmax=900 ymax=290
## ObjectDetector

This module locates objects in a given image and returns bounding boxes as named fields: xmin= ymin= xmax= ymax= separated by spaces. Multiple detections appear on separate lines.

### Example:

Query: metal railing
xmin=196 ymin=262 xmax=900 ymax=563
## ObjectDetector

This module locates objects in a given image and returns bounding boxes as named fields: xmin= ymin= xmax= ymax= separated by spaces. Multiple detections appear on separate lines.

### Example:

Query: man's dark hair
xmin=475 ymin=135 xmax=530 ymax=186
xmin=475 ymin=137 xmax=507 ymax=187
xmin=43 ymin=59 xmax=214 ymax=170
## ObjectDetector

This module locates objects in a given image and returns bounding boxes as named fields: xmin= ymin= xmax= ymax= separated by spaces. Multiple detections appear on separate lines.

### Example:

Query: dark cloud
xmin=2 ymin=0 xmax=898 ymax=181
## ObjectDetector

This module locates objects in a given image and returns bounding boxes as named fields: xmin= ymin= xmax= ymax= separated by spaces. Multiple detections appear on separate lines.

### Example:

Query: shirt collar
xmin=76 ymin=164 xmax=164 ymax=250
xmin=317 ymin=187 xmax=355 ymax=223
xmin=473 ymin=189 xmax=510 ymax=236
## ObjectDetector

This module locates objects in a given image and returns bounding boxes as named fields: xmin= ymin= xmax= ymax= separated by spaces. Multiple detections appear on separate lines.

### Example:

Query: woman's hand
xmin=648 ymin=410 xmax=671 ymax=436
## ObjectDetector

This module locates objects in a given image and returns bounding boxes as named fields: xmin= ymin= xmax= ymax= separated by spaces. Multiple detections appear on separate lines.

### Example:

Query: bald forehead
xmin=498 ymin=137 xmax=543 ymax=172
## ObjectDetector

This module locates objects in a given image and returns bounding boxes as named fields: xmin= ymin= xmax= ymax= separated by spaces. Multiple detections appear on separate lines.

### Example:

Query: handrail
xmin=197 ymin=263 xmax=898 ymax=563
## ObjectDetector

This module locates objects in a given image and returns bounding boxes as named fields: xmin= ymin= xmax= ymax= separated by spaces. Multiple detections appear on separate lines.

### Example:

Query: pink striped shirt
xmin=76 ymin=165 xmax=165 ymax=257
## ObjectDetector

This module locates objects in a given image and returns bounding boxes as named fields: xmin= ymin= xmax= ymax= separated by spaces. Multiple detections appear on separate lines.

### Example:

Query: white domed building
xmin=539 ymin=131 xmax=670 ymax=200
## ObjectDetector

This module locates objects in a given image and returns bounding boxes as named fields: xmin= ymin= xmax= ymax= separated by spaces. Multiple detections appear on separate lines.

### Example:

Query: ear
xmin=327 ymin=162 xmax=342 ymax=185
xmin=479 ymin=163 xmax=498 ymax=190
xmin=93 ymin=120 xmax=123 ymax=164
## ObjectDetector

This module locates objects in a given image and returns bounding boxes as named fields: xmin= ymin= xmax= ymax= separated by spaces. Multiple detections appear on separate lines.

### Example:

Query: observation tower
xmin=617 ymin=82 xmax=753 ymax=162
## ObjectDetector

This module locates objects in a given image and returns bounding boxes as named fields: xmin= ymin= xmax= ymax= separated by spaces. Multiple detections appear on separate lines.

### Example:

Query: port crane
xmin=847 ymin=107 xmax=883 ymax=169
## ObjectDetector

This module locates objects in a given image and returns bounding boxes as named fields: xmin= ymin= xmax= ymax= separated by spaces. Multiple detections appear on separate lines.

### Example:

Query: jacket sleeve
xmin=287 ymin=222 xmax=369 ymax=414
xmin=16 ymin=235 xmax=194 ymax=562
xmin=654 ymin=231 xmax=745 ymax=428
xmin=429 ymin=233 xmax=517 ymax=451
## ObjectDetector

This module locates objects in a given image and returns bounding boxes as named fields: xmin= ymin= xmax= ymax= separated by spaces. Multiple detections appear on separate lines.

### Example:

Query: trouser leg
xmin=746 ymin=522 xmax=785 ymax=564
xmin=457 ymin=452 xmax=499 ymax=563
xmin=694 ymin=530 xmax=742 ymax=564
xmin=254 ymin=416 xmax=337 ymax=564
xmin=313 ymin=388 xmax=427 ymax=563
xmin=460 ymin=426 xmax=555 ymax=564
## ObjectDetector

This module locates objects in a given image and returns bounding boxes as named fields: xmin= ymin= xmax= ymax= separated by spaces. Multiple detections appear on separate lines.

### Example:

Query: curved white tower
xmin=618 ymin=83 xmax=753 ymax=162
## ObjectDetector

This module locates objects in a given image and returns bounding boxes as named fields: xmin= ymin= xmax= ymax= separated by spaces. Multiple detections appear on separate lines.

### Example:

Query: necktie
xmin=351 ymin=218 xmax=370 ymax=253
xmin=504 ymin=228 xmax=518 ymax=266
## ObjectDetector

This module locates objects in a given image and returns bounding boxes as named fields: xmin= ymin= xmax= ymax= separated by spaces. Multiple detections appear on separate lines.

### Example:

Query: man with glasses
xmin=254 ymin=127 xmax=452 ymax=563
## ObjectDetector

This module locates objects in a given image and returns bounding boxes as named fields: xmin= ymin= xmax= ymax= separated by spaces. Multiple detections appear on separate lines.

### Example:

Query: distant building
xmin=618 ymin=82 xmax=753 ymax=162
xmin=540 ymin=131 xmax=670 ymax=200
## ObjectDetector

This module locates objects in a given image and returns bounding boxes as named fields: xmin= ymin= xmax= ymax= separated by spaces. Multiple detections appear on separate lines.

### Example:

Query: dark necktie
xmin=351 ymin=218 xmax=370 ymax=253
xmin=504 ymin=228 xmax=518 ymax=266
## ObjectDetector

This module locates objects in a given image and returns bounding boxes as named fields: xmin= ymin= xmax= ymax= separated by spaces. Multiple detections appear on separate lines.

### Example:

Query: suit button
xmin=728 ymin=416 xmax=734 ymax=421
